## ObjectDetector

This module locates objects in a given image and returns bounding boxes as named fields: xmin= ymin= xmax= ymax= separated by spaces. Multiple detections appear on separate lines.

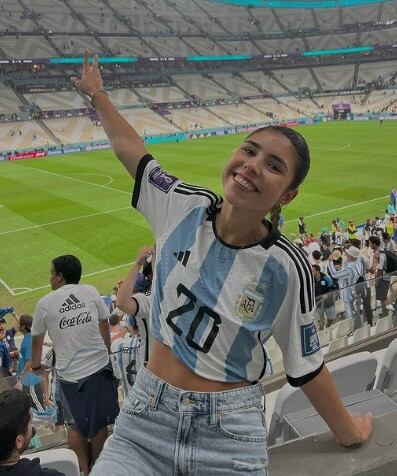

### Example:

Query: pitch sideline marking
xmin=6 ymin=261 xmax=136 ymax=296
xmin=23 ymin=166 xmax=130 ymax=195
xmin=74 ymin=173 xmax=114 ymax=186
xmin=285 ymin=195 xmax=389 ymax=224
xmin=0 ymin=278 xmax=16 ymax=296
xmin=0 ymin=206 xmax=134 ymax=237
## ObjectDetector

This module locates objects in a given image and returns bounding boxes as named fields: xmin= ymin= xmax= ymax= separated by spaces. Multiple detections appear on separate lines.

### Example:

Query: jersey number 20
xmin=166 ymin=283 xmax=221 ymax=353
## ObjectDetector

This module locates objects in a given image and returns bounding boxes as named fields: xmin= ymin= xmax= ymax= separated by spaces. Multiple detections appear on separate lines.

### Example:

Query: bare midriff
xmin=146 ymin=339 xmax=251 ymax=392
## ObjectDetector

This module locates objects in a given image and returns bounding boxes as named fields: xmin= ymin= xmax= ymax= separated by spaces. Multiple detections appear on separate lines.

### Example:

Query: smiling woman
xmin=70 ymin=52 xmax=373 ymax=476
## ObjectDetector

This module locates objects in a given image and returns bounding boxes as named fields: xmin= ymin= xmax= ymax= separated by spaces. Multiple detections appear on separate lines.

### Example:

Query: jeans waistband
xmin=133 ymin=366 xmax=265 ymax=419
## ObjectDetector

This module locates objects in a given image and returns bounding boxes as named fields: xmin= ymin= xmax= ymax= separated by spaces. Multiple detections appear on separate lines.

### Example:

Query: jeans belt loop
xmin=150 ymin=380 xmax=164 ymax=410
xmin=210 ymin=393 xmax=218 ymax=427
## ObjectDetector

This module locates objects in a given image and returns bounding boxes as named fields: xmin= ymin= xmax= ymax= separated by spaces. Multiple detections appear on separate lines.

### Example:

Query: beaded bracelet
xmin=90 ymin=88 xmax=108 ymax=109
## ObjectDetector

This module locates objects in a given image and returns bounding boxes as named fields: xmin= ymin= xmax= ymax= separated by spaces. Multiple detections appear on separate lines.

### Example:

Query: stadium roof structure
xmin=209 ymin=0 xmax=394 ymax=8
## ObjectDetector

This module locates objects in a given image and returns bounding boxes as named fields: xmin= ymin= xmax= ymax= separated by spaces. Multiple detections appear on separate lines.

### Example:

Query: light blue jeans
xmin=91 ymin=366 xmax=268 ymax=475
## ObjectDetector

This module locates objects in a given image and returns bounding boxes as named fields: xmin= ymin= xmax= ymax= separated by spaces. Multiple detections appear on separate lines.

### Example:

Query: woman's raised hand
xmin=71 ymin=50 xmax=103 ymax=97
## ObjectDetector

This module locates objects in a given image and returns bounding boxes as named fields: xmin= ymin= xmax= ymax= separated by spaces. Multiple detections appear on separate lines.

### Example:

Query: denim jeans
xmin=91 ymin=366 xmax=268 ymax=476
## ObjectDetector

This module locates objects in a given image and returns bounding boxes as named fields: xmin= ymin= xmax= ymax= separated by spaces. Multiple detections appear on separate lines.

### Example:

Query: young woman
xmin=73 ymin=53 xmax=371 ymax=476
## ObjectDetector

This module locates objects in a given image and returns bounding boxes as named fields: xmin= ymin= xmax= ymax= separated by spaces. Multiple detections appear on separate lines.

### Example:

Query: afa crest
xmin=235 ymin=283 xmax=264 ymax=322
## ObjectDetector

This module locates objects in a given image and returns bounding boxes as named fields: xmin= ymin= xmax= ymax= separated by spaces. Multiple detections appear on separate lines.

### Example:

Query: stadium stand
xmin=0 ymin=122 xmax=55 ymax=149
xmin=24 ymin=92 xmax=88 ymax=112
xmin=0 ymin=83 xmax=24 ymax=114
xmin=42 ymin=117 xmax=107 ymax=144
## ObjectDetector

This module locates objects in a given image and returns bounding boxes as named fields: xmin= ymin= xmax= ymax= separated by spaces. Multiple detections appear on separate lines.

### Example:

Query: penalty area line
xmin=11 ymin=261 xmax=136 ymax=296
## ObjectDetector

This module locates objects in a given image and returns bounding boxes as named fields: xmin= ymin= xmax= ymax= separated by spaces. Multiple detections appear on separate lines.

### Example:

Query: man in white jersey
xmin=31 ymin=255 xmax=119 ymax=476
xmin=328 ymin=246 xmax=365 ymax=331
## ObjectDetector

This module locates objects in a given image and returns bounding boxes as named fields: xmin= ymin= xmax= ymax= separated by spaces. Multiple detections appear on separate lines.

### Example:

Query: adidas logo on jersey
xmin=59 ymin=294 xmax=85 ymax=313
xmin=173 ymin=250 xmax=191 ymax=267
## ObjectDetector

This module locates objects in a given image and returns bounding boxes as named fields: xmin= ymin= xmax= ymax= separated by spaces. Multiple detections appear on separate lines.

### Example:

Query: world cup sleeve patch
xmin=300 ymin=322 xmax=320 ymax=357
xmin=148 ymin=166 xmax=178 ymax=193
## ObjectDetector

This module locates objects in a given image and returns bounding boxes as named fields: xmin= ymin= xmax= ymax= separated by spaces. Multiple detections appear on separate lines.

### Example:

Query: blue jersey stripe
xmin=151 ymin=206 xmax=210 ymax=344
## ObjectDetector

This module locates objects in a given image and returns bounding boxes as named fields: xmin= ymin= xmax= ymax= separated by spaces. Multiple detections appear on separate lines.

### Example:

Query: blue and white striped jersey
xmin=132 ymin=155 xmax=323 ymax=386
xmin=111 ymin=334 xmax=143 ymax=397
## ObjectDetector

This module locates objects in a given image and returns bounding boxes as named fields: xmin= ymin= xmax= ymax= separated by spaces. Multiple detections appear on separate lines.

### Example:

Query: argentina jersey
xmin=111 ymin=334 xmax=144 ymax=397
xmin=132 ymin=155 xmax=324 ymax=386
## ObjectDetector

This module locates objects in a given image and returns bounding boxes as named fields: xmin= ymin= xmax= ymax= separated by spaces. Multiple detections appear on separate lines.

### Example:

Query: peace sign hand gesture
xmin=71 ymin=50 xmax=103 ymax=98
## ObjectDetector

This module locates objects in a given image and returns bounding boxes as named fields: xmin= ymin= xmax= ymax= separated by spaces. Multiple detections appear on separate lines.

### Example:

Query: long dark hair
xmin=246 ymin=125 xmax=310 ymax=229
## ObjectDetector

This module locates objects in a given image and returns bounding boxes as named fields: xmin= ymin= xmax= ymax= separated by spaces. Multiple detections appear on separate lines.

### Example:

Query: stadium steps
xmin=311 ymin=9 xmax=320 ymax=29
xmin=44 ymin=36 xmax=64 ymax=57
xmin=139 ymin=0 xmax=174 ymax=35
xmin=150 ymin=106 xmax=184 ymax=132
xmin=101 ymin=0 xmax=158 ymax=55
xmin=269 ymin=73 xmax=292 ymax=96
xmin=338 ymin=7 xmax=343 ymax=28
xmin=247 ymin=9 xmax=264 ymax=35
xmin=377 ymin=1 xmax=384 ymax=22
xmin=353 ymin=61 xmax=360 ymax=89
xmin=59 ymin=0 xmax=90 ymax=34
xmin=235 ymin=73 xmax=267 ymax=96
xmin=308 ymin=67 xmax=322 ymax=93
xmin=207 ymin=75 xmax=234 ymax=98
xmin=191 ymin=0 xmax=232 ymax=36
xmin=202 ymin=103 xmax=233 ymax=125
xmin=270 ymin=9 xmax=286 ymax=33
xmin=166 ymin=76 xmax=196 ymax=102
xmin=361 ymin=89 xmax=372 ymax=105
xmin=12 ymin=88 xmax=30 ymax=108
xmin=36 ymin=119 xmax=62 ymax=145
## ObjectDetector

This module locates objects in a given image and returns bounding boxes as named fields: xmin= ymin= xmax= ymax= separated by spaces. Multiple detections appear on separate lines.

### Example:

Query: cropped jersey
xmin=132 ymin=155 xmax=323 ymax=386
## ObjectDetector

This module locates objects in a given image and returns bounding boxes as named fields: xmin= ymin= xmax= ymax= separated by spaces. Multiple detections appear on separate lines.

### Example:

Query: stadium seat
xmin=375 ymin=338 xmax=397 ymax=402
xmin=330 ymin=319 xmax=354 ymax=340
xmin=327 ymin=335 xmax=348 ymax=354
xmin=351 ymin=324 xmax=371 ymax=344
xmin=267 ymin=351 xmax=377 ymax=445
xmin=317 ymin=328 xmax=330 ymax=348
xmin=372 ymin=315 xmax=393 ymax=336
xmin=24 ymin=448 xmax=79 ymax=476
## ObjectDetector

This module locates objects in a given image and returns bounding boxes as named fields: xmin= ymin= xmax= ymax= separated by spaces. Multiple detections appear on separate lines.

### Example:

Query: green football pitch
xmin=0 ymin=120 xmax=395 ymax=314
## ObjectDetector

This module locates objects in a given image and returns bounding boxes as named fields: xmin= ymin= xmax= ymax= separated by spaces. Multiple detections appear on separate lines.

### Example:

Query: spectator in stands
xmin=328 ymin=246 xmax=365 ymax=331
xmin=0 ymin=389 xmax=65 ymax=476
xmin=31 ymin=255 xmax=119 ymax=476
xmin=0 ymin=341 xmax=11 ymax=372
xmin=108 ymin=313 xmax=128 ymax=343
xmin=16 ymin=315 xmax=45 ymax=413
xmin=369 ymin=236 xmax=390 ymax=317
xmin=347 ymin=220 xmax=357 ymax=240
xmin=74 ymin=53 xmax=371 ymax=476
xmin=390 ymin=188 xmax=396 ymax=209
xmin=381 ymin=232 xmax=396 ymax=253
xmin=0 ymin=312 xmax=18 ymax=371
xmin=350 ymin=239 xmax=374 ymax=327
xmin=298 ymin=216 xmax=306 ymax=236
xmin=312 ymin=264 xmax=336 ymax=329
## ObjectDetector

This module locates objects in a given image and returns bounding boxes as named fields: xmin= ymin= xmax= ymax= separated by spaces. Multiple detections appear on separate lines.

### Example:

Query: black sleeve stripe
xmin=279 ymin=236 xmax=314 ymax=308
xmin=275 ymin=241 xmax=307 ymax=314
xmin=176 ymin=183 xmax=223 ymax=207
xmin=279 ymin=236 xmax=315 ymax=311
xmin=174 ymin=186 xmax=223 ymax=214
xmin=131 ymin=154 xmax=154 ymax=209
xmin=131 ymin=297 xmax=139 ymax=317
xmin=286 ymin=361 xmax=324 ymax=387
xmin=178 ymin=182 xmax=223 ymax=206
